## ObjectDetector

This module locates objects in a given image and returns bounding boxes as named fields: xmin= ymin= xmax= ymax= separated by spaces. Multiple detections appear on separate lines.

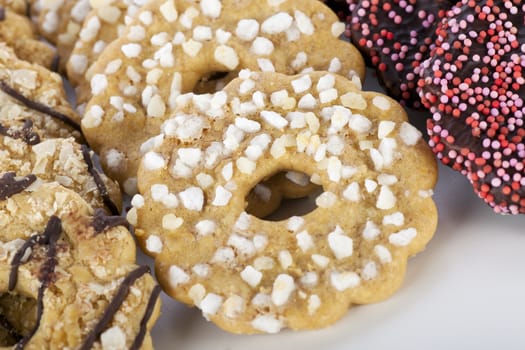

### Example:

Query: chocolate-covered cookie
xmin=419 ymin=0 xmax=525 ymax=214
xmin=350 ymin=0 xmax=452 ymax=108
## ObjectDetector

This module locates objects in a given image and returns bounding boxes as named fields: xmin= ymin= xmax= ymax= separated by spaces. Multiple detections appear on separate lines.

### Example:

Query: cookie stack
xmin=0 ymin=9 xmax=160 ymax=347
xmin=1 ymin=0 xmax=440 ymax=342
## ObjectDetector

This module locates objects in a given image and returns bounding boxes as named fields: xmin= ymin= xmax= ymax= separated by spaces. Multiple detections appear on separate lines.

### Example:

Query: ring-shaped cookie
xmin=0 ymin=181 xmax=160 ymax=349
xmin=81 ymin=0 xmax=365 ymax=194
xmin=130 ymin=71 xmax=438 ymax=333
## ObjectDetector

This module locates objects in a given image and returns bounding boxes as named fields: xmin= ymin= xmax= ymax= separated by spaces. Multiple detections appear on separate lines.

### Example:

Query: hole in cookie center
xmin=193 ymin=71 xmax=237 ymax=94
xmin=245 ymin=171 xmax=322 ymax=221
xmin=0 ymin=293 xmax=37 ymax=346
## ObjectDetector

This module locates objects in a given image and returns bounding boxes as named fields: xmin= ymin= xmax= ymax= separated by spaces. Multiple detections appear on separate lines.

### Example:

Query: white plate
xmin=136 ymin=71 xmax=525 ymax=350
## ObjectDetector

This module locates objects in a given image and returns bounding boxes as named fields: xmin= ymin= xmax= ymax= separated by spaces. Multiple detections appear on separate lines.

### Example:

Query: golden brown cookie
xmin=82 ymin=0 xmax=365 ymax=194
xmin=0 ymin=0 xmax=28 ymax=15
xmin=34 ymin=0 xmax=92 ymax=70
xmin=130 ymin=71 xmax=438 ymax=333
xmin=0 ymin=7 xmax=57 ymax=69
xmin=66 ymin=0 xmax=144 ymax=91
xmin=0 ymin=132 xmax=122 ymax=214
xmin=0 ymin=180 xmax=160 ymax=349
xmin=0 ymin=43 xmax=82 ymax=141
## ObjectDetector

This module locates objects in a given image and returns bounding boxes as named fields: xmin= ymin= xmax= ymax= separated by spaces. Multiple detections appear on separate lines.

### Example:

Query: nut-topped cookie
xmin=0 ymin=181 xmax=160 ymax=349
xmin=0 ymin=43 xmax=82 ymax=141
xmin=130 ymin=71 xmax=438 ymax=333
xmin=0 ymin=132 xmax=122 ymax=214
xmin=0 ymin=7 xmax=58 ymax=70
xmin=82 ymin=0 xmax=365 ymax=194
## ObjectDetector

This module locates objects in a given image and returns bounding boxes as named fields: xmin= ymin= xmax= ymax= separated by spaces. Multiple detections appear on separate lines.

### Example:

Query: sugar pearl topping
xmin=134 ymin=71 xmax=438 ymax=333
xmin=419 ymin=0 xmax=525 ymax=214
xmin=82 ymin=0 xmax=364 ymax=192
xmin=350 ymin=0 xmax=451 ymax=108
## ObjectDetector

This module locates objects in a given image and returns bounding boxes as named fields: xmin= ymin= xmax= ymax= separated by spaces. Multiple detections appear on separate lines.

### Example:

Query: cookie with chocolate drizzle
xmin=0 ymin=43 xmax=82 ymax=141
xmin=0 ymin=182 xmax=160 ymax=349
xmin=0 ymin=132 xmax=122 ymax=215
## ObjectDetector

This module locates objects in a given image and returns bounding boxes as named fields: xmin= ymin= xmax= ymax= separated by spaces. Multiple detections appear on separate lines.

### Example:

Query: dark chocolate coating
xmin=91 ymin=208 xmax=129 ymax=234
xmin=0 ymin=80 xmax=81 ymax=132
xmin=0 ymin=172 xmax=37 ymax=201
xmin=80 ymin=145 xmax=120 ymax=216
xmin=419 ymin=0 xmax=525 ymax=214
xmin=0 ymin=120 xmax=41 ymax=145
xmin=350 ymin=0 xmax=452 ymax=108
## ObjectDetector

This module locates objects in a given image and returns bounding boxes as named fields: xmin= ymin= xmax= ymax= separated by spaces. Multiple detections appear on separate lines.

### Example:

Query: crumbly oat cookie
xmin=0 ymin=181 xmax=160 ymax=349
xmin=82 ymin=0 xmax=365 ymax=194
xmin=66 ymin=0 xmax=145 ymax=91
xmin=0 ymin=43 xmax=82 ymax=141
xmin=33 ymin=0 xmax=92 ymax=69
xmin=0 ymin=134 xmax=122 ymax=214
xmin=0 ymin=7 xmax=57 ymax=70
xmin=130 ymin=71 xmax=438 ymax=333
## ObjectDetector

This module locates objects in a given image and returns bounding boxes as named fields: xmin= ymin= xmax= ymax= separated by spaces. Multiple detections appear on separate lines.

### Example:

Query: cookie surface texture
xmin=82 ymin=0 xmax=365 ymax=194
xmin=419 ymin=0 xmax=525 ymax=214
xmin=66 ymin=0 xmax=144 ymax=92
xmin=0 ymin=182 xmax=160 ymax=349
xmin=34 ymin=0 xmax=92 ymax=69
xmin=0 ymin=134 xmax=122 ymax=214
xmin=0 ymin=43 xmax=82 ymax=141
xmin=0 ymin=8 xmax=57 ymax=69
xmin=0 ymin=0 xmax=28 ymax=14
xmin=131 ymin=71 xmax=438 ymax=333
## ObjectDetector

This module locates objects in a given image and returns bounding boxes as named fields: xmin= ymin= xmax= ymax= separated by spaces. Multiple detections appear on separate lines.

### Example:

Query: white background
xmin=138 ymin=72 xmax=525 ymax=350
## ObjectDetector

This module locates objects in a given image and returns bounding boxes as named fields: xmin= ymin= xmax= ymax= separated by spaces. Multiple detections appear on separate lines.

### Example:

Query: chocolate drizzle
xmin=0 ymin=172 xmax=37 ymax=200
xmin=9 ymin=216 xmax=61 ymax=291
xmin=9 ymin=216 xmax=61 ymax=350
xmin=0 ymin=7 xmax=5 ymax=21
xmin=91 ymin=208 xmax=129 ymax=234
xmin=0 ymin=80 xmax=81 ymax=132
xmin=130 ymin=285 xmax=161 ymax=350
xmin=0 ymin=120 xmax=41 ymax=145
xmin=78 ymin=265 xmax=150 ymax=350
xmin=80 ymin=145 xmax=120 ymax=216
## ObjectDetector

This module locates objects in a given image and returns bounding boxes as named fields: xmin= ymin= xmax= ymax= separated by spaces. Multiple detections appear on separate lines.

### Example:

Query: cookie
xmin=66 ymin=0 xmax=144 ymax=92
xmin=418 ymin=0 xmax=525 ymax=214
xmin=349 ymin=0 xmax=452 ymax=108
xmin=0 ymin=0 xmax=28 ymax=14
xmin=81 ymin=0 xmax=366 ymax=194
xmin=0 ymin=43 xmax=82 ymax=141
xmin=34 ymin=0 xmax=92 ymax=70
xmin=0 ymin=133 xmax=122 ymax=215
xmin=130 ymin=71 xmax=438 ymax=333
xmin=0 ymin=7 xmax=58 ymax=70
xmin=0 ymin=180 xmax=160 ymax=349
